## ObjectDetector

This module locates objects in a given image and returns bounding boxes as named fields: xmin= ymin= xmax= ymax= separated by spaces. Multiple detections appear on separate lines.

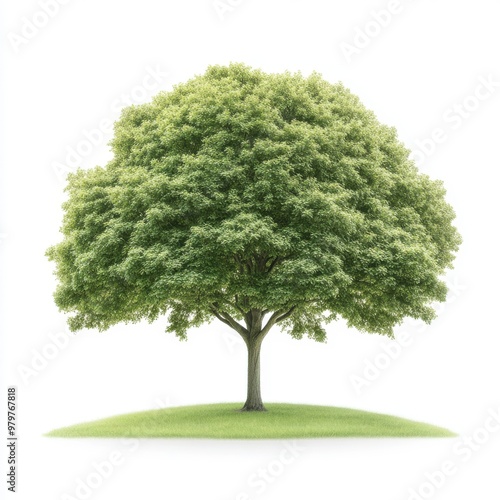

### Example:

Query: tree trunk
xmin=211 ymin=305 xmax=294 ymax=411
xmin=241 ymin=337 xmax=266 ymax=411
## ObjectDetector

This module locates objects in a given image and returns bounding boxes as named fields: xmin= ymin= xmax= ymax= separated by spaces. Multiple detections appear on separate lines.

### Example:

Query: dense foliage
xmin=47 ymin=63 xmax=461 ymax=345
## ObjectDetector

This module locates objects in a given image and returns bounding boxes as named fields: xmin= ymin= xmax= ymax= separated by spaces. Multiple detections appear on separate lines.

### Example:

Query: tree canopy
xmin=47 ymin=63 xmax=461 ymax=345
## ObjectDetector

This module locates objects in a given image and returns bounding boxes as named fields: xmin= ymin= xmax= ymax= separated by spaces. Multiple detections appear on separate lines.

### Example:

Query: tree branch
xmin=266 ymin=256 xmax=281 ymax=273
xmin=210 ymin=304 xmax=249 ymax=342
xmin=234 ymin=255 xmax=245 ymax=274
xmin=233 ymin=295 xmax=246 ymax=316
xmin=257 ymin=306 xmax=296 ymax=340
xmin=210 ymin=308 xmax=232 ymax=328
xmin=274 ymin=306 xmax=296 ymax=324
xmin=256 ymin=253 xmax=268 ymax=273
xmin=219 ymin=297 xmax=246 ymax=316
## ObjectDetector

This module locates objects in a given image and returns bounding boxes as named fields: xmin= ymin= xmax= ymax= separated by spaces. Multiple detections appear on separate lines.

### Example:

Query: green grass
xmin=46 ymin=403 xmax=456 ymax=439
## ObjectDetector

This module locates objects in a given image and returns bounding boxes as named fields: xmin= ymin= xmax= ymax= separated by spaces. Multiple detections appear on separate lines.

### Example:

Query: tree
xmin=46 ymin=63 xmax=461 ymax=411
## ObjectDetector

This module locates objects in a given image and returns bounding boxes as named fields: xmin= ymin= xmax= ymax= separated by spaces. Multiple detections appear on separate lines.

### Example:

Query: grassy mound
xmin=46 ymin=403 xmax=455 ymax=439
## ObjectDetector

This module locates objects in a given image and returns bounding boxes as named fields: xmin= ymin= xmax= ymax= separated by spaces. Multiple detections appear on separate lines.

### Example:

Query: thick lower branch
xmin=210 ymin=305 xmax=249 ymax=343
xmin=257 ymin=306 xmax=296 ymax=340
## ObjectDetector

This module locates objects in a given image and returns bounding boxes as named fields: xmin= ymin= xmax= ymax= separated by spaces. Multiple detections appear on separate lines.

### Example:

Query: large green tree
xmin=47 ymin=63 xmax=461 ymax=411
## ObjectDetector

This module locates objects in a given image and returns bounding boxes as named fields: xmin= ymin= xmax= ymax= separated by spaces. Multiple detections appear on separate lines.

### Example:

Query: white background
xmin=1 ymin=0 xmax=500 ymax=499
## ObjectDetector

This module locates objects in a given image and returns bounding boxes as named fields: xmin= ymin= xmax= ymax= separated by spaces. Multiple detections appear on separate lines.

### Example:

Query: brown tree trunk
xmin=211 ymin=304 xmax=294 ymax=411
xmin=241 ymin=336 xmax=266 ymax=411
